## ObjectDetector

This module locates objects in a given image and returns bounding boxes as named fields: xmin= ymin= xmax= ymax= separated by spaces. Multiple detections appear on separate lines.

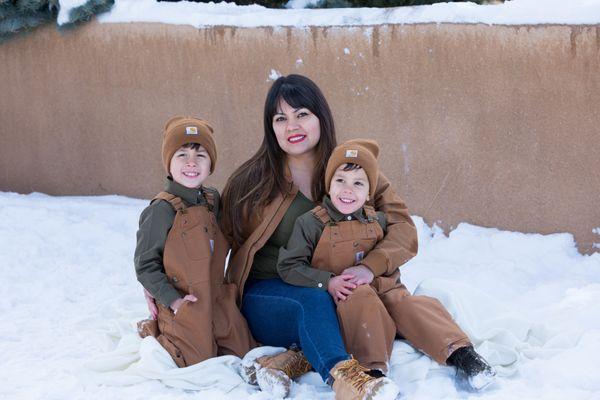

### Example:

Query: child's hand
xmin=342 ymin=265 xmax=374 ymax=286
xmin=170 ymin=294 xmax=198 ymax=314
xmin=328 ymin=274 xmax=357 ymax=301
xmin=144 ymin=288 xmax=159 ymax=320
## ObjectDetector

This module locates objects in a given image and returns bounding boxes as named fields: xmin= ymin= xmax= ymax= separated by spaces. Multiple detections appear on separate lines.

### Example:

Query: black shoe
xmin=447 ymin=346 xmax=496 ymax=391
xmin=366 ymin=369 xmax=386 ymax=379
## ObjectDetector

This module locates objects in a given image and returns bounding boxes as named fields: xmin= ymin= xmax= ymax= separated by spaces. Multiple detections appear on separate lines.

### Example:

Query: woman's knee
xmin=297 ymin=286 xmax=333 ymax=305
xmin=293 ymin=287 xmax=338 ymax=320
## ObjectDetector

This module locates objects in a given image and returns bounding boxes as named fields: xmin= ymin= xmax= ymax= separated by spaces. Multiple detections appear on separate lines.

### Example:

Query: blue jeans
xmin=242 ymin=278 xmax=350 ymax=381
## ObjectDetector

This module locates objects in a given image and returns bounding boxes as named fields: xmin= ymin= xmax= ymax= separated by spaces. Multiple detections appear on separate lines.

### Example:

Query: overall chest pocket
xmin=326 ymin=239 xmax=361 ymax=272
xmin=181 ymin=222 xmax=213 ymax=261
xmin=330 ymin=236 xmax=378 ymax=265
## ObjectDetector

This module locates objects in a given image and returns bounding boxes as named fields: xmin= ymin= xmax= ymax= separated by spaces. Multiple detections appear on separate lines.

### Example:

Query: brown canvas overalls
xmin=310 ymin=205 xmax=470 ymax=372
xmin=151 ymin=192 xmax=256 ymax=367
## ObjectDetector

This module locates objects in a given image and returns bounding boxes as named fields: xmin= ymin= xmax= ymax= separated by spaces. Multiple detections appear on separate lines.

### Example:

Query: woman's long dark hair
xmin=222 ymin=74 xmax=337 ymax=247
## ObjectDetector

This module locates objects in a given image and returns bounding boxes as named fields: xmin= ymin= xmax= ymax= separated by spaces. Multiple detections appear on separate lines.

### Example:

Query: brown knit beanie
xmin=162 ymin=116 xmax=217 ymax=175
xmin=325 ymin=139 xmax=379 ymax=198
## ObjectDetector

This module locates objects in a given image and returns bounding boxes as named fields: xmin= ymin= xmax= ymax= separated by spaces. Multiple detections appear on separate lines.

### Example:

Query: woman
xmin=220 ymin=74 xmax=494 ymax=399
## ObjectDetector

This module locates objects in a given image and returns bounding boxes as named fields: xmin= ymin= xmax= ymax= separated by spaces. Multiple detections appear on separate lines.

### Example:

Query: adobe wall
xmin=1 ymin=22 xmax=598 ymax=251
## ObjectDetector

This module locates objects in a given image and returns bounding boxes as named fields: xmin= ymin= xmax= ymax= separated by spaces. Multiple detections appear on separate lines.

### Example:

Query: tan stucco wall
xmin=1 ymin=22 xmax=599 ymax=251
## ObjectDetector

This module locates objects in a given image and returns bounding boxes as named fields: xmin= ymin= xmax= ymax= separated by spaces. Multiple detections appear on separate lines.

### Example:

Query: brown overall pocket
xmin=328 ymin=239 xmax=372 ymax=272
xmin=181 ymin=223 xmax=212 ymax=261
xmin=157 ymin=334 xmax=187 ymax=368
xmin=157 ymin=301 xmax=194 ymax=368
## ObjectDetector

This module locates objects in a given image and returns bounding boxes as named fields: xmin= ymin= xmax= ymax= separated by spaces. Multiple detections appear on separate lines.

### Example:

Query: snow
xmin=268 ymin=68 xmax=282 ymax=81
xmin=93 ymin=0 xmax=600 ymax=28
xmin=57 ymin=0 xmax=91 ymax=25
xmin=1 ymin=190 xmax=599 ymax=399
xmin=286 ymin=0 xmax=322 ymax=9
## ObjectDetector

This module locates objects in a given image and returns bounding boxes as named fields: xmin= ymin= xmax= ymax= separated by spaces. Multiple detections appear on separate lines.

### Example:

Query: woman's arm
xmin=360 ymin=171 xmax=418 ymax=277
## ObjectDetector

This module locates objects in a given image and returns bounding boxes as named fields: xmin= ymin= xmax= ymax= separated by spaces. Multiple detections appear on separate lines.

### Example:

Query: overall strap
xmin=153 ymin=191 xmax=187 ymax=212
xmin=202 ymin=188 xmax=216 ymax=213
xmin=363 ymin=205 xmax=378 ymax=223
xmin=311 ymin=205 xmax=331 ymax=224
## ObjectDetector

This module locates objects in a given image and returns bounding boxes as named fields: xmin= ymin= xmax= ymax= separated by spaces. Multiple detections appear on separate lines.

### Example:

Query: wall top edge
xmin=98 ymin=21 xmax=600 ymax=30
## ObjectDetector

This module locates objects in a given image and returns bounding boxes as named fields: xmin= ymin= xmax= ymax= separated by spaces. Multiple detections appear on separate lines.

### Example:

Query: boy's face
xmin=169 ymin=145 xmax=211 ymax=189
xmin=329 ymin=165 xmax=370 ymax=215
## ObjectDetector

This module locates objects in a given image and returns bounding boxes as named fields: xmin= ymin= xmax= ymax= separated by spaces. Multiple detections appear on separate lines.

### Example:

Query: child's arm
xmin=134 ymin=201 xmax=182 ymax=310
xmin=277 ymin=214 xmax=335 ymax=291
xmin=360 ymin=171 xmax=419 ymax=277
xmin=328 ymin=275 xmax=358 ymax=301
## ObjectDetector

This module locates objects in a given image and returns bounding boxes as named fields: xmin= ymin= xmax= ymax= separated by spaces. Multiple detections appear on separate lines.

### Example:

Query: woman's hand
xmin=170 ymin=294 xmax=198 ymax=314
xmin=327 ymin=274 xmax=357 ymax=301
xmin=341 ymin=265 xmax=374 ymax=286
xmin=144 ymin=288 xmax=159 ymax=320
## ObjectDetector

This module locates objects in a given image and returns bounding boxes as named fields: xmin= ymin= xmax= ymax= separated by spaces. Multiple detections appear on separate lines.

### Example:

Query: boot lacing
xmin=333 ymin=359 xmax=378 ymax=393
xmin=278 ymin=351 xmax=312 ymax=377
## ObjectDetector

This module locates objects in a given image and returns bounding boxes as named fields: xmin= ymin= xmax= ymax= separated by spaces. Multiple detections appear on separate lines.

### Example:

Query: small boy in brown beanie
xmin=277 ymin=139 xmax=496 ymax=391
xmin=134 ymin=116 xmax=256 ymax=367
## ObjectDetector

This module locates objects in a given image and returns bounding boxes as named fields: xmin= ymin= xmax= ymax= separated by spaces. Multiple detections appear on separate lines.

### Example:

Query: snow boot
xmin=447 ymin=345 xmax=496 ymax=391
xmin=330 ymin=358 xmax=401 ymax=400
xmin=242 ymin=348 xmax=312 ymax=397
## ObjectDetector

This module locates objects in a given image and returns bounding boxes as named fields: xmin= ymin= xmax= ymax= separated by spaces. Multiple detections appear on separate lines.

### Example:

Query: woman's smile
xmin=288 ymin=134 xmax=306 ymax=143
xmin=272 ymin=99 xmax=321 ymax=157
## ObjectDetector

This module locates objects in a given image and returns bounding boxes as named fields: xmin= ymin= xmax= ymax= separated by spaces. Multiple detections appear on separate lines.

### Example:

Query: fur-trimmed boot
xmin=242 ymin=348 xmax=312 ymax=397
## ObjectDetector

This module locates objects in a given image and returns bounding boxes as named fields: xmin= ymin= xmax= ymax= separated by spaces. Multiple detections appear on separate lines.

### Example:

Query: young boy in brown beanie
xmin=134 ymin=116 xmax=256 ymax=367
xmin=277 ymin=139 xmax=496 ymax=392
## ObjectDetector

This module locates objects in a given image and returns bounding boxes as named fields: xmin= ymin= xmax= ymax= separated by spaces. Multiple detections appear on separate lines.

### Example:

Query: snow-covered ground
xmin=85 ymin=0 xmax=600 ymax=28
xmin=1 ymin=191 xmax=599 ymax=399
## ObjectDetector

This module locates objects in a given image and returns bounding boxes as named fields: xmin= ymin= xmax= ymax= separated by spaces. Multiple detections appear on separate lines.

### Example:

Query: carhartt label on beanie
xmin=162 ymin=116 xmax=217 ymax=175
xmin=325 ymin=139 xmax=380 ymax=198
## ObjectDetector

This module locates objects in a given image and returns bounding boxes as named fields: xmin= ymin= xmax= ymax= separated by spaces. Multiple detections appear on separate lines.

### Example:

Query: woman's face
xmin=272 ymin=99 xmax=321 ymax=158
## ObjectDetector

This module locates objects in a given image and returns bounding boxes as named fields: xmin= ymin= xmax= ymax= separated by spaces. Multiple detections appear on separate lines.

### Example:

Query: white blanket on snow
xmin=82 ymin=278 xmax=579 ymax=391
xmin=81 ymin=320 xmax=249 ymax=392
xmin=387 ymin=279 xmax=579 ymax=388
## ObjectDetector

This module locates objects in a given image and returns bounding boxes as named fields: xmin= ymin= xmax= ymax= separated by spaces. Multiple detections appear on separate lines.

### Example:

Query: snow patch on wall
xmin=402 ymin=143 xmax=410 ymax=175
xmin=97 ymin=0 xmax=600 ymax=28
xmin=268 ymin=69 xmax=282 ymax=81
